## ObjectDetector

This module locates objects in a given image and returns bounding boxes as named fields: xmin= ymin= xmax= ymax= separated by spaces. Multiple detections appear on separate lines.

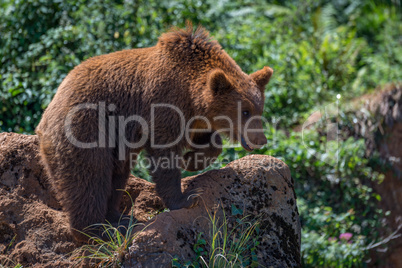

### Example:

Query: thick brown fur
xmin=36 ymin=23 xmax=273 ymax=241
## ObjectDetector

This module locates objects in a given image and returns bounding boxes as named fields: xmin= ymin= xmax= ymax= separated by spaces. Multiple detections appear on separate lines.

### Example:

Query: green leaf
xmin=231 ymin=204 xmax=243 ymax=216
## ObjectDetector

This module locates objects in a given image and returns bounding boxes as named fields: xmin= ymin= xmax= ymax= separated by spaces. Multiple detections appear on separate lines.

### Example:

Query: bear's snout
xmin=240 ymin=132 xmax=267 ymax=151
xmin=247 ymin=133 xmax=267 ymax=150
xmin=252 ymin=134 xmax=268 ymax=148
xmin=241 ymin=118 xmax=267 ymax=150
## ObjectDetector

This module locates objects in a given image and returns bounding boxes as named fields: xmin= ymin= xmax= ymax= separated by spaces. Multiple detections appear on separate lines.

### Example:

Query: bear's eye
xmin=242 ymin=110 xmax=250 ymax=117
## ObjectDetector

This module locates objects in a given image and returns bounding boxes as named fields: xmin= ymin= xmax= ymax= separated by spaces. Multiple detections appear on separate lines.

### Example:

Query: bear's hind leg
xmin=105 ymin=159 xmax=132 ymax=225
xmin=54 ymin=150 xmax=114 ymax=242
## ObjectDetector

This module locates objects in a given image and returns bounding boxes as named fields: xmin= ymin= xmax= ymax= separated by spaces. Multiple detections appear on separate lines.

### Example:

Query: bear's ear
xmin=250 ymin=66 xmax=273 ymax=90
xmin=208 ymin=69 xmax=233 ymax=94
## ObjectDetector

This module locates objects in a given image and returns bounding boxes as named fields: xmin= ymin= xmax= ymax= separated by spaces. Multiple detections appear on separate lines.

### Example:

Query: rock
xmin=124 ymin=155 xmax=301 ymax=267
xmin=0 ymin=132 xmax=301 ymax=267
xmin=354 ymin=84 xmax=402 ymax=268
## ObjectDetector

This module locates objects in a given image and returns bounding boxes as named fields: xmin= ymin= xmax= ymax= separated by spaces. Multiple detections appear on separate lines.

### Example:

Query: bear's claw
xmin=186 ymin=187 xmax=204 ymax=208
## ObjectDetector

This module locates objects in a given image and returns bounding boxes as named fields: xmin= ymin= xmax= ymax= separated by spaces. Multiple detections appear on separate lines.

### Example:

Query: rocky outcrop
xmin=0 ymin=132 xmax=301 ymax=267
xmin=124 ymin=154 xmax=300 ymax=267
xmin=351 ymin=84 xmax=402 ymax=267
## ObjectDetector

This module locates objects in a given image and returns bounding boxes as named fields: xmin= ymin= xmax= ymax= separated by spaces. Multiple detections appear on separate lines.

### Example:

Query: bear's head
xmin=158 ymin=24 xmax=273 ymax=151
xmin=206 ymin=66 xmax=273 ymax=151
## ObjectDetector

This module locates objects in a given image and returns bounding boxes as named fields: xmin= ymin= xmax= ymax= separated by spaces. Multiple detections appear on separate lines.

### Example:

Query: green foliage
xmin=1 ymin=0 xmax=401 ymax=266
xmin=263 ymin=126 xmax=384 ymax=267
xmin=1 ymin=0 xmax=400 ymax=131
xmin=301 ymin=228 xmax=366 ymax=267
xmin=212 ymin=0 xmax=401 ymax=126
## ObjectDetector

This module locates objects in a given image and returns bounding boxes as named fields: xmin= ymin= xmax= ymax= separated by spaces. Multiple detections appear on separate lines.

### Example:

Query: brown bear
xmin=35 ymin=24 xmax=273 ymax=241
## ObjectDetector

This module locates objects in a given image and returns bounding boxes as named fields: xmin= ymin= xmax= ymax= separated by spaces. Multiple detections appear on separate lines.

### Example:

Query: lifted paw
xmin=167 ymin=188 xmax=204 ymax=210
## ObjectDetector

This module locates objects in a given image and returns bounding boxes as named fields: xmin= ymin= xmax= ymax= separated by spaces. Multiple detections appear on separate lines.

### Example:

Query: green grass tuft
xmin=173 ymin=207 xmax=260 ymax=268
xmin=70 ymin=192 xmax=150 ymax=267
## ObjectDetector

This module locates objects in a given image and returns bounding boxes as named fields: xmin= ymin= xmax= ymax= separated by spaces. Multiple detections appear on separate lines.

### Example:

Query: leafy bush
xmin=1 ymin=0 xmax=400 ymax=266
xmin=260 ymin=128 xmax=384 ymax=267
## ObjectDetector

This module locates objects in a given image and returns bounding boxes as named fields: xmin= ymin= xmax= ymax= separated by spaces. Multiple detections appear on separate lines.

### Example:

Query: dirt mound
xmin=0 ymin=132 xmax=300 ymax=267
xmin=0 ymin=133 xmax=74 ymax=267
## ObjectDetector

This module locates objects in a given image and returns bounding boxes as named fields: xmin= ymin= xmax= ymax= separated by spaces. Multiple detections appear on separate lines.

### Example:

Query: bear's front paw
xmin=167 ymin=188 xmax=204 ymax=210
